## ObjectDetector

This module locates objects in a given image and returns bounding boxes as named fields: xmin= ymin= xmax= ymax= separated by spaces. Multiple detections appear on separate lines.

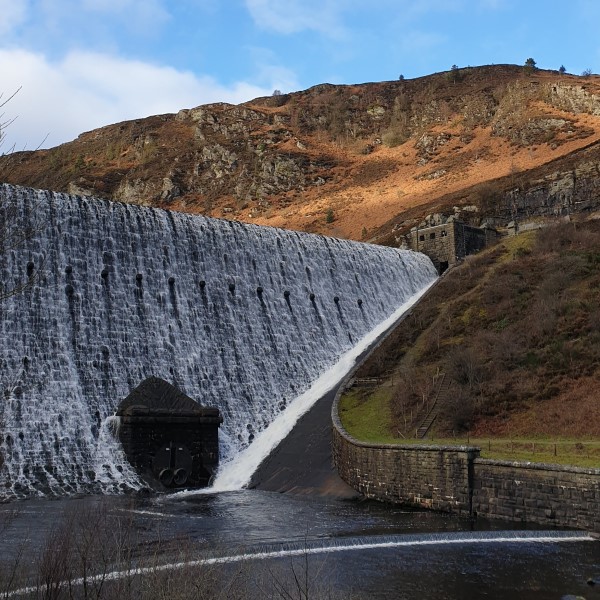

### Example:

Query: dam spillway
xmin=0 ymin=184 xmax=437 ymax=498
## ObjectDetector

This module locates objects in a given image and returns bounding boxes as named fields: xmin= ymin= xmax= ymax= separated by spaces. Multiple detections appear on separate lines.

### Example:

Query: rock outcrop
xmin=2 ymin=64 xmax=600 ymax=240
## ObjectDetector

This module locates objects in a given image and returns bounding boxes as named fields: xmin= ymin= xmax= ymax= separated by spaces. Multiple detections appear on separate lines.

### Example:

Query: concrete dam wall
xmin=0 ymin=184 xmax=437 ymax=498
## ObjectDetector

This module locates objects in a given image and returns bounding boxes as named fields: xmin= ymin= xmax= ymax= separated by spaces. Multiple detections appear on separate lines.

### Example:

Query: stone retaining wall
xmin=473 ymin=459 xmax=600 ymax=532
xmin=332 ymin=424 xmax=477 ymax=516
xmin=332 ymin=402 xmax=600 ymax=531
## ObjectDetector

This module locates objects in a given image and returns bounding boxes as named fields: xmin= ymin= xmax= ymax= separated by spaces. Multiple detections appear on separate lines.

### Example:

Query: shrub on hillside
xmin=437 ymin=388 xmax=474 ymax=434
xmin=382 ymin=128 xmax=409 ymax=147
xmin=445 ymin=345 xmax=487 ymax=390
xmin=536 ymin=221 xmax=600 ymax=255
xmin=472 ymin=183 xmax=505 ymax=214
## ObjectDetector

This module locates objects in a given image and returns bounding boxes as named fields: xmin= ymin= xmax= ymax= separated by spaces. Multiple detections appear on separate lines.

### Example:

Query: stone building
xmin=406 ymin=219 xmax=497 ymax=273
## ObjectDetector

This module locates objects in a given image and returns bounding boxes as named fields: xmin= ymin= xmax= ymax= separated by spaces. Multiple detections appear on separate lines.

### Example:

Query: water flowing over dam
xmin=0 ymin=184 xmax=437 ymax=498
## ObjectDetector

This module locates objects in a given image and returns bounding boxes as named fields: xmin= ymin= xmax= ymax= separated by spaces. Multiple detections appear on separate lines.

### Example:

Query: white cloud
xmin=255 ymin=64 xmax=299 ymax=93
xmin=246 ymin=46 xmax=301 ymax=91
xmin=3 ymin=0 xmax=172 ymax=50
xmin=244 ymin=0 xmax=474 ymax=38
xmin=0 ymin=49 xmax=283 ymax=150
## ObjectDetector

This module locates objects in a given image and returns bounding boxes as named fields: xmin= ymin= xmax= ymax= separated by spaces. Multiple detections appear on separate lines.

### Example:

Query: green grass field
xmin=339 ymin=391 xmax=600 ymax=468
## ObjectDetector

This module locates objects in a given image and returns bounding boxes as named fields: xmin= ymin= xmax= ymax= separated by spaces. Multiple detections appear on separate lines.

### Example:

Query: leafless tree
xmin=0 ymin=194 xmax=46 ymax=302
xmin=0 ymin=88 xmax=21 ymax=155
xmin=0 ymin=88 xmax=46 ymax=302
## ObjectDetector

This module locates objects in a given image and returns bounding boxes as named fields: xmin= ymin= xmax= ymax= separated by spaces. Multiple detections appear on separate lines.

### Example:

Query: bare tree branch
xmin=0 ymin=88 xmax=47 ymax=302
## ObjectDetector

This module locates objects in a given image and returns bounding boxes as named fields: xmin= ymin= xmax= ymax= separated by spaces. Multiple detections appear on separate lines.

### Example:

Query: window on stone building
xmin=429 ymin=232 xmax=435 ymax=239
xmin=441 ymin=230 xmax=448 ymax=237
xmin=419 ymin=235 xmax=425 ymax=241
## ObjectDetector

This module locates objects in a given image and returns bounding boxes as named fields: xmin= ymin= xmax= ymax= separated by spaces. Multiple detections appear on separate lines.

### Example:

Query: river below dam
xmin=1 ymin=489 xmax=598 ymax=599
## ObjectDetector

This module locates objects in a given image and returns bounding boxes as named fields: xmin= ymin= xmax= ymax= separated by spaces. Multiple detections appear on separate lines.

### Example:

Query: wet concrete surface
xmin=249 ymin=385 xmax=358 ymax=498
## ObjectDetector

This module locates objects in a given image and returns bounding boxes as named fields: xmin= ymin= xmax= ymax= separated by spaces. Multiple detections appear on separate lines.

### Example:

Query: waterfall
xmin=0 ymin=184 xmax=437 ymax=498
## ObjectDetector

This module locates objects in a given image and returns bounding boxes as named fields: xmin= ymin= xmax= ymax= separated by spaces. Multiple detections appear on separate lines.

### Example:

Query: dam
xmin=0 ymin=183 xmax=437 ymax=498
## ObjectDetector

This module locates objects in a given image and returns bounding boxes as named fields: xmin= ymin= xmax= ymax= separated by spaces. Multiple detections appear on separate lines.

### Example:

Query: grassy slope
xmin=339 ymin=219 xmax=600 ymax=467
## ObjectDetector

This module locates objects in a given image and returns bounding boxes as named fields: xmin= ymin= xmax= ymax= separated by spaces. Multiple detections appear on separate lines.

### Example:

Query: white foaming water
xmin=5 ymin=531 xmax=595 ymax=597
xmin=0 ymin=184 xmax=437 ymax=498
xmin=210 ymin=283 xmax=433 ymax=492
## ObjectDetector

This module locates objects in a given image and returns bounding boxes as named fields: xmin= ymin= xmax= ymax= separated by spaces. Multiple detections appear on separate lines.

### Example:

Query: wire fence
xmin=421 ymin=437 xmax=600 ymax=467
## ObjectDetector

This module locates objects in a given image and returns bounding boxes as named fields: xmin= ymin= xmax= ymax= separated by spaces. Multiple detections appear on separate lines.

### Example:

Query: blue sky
xmin=1 ymin=0 xmax=599 ymax=151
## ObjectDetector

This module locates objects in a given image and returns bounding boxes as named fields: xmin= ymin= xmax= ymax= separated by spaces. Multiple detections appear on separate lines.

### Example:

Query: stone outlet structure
xmin=117 ymin=377 xmax=222 ymax=489
xmin=332 ymin=400 xmax=600 ymax=532
xmin=405 ymin=220 xmax=497 ymax=273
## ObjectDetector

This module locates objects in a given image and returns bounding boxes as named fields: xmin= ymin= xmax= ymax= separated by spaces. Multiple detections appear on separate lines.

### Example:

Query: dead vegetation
xmin=2 ymin=66 xmax=600 ymax=240
xmin=351 ymin=220 xmax=600 ymax=439
xmin=0 ymin=501 xmax=351 ymax=599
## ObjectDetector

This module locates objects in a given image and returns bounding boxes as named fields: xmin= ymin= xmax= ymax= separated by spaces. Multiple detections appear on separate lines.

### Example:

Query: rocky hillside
xmin=2 ymin=64 xmax=600 ymax=240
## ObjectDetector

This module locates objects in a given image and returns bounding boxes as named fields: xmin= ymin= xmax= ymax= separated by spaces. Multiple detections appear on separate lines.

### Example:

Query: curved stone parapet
xmin=332 ymin=399 xmax=478 ymax=515
xmin=332 ymin=389 xmax=600 ymax=531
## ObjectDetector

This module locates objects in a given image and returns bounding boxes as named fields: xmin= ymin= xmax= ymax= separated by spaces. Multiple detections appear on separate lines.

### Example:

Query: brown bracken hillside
xmin=353 ymin=220 xmax=600 ymax=439
xmin=2 ymin=64 xmax=600 ymax=241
